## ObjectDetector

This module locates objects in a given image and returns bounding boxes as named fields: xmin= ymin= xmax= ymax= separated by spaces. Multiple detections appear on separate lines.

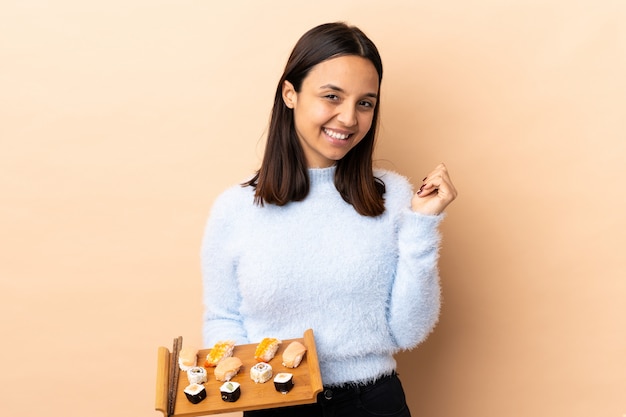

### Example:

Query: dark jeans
xmin=243 ymin=373 xmax=411 ymax=417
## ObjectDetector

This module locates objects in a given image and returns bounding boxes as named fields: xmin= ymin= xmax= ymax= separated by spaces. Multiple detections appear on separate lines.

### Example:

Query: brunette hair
xmin=244 ymin=22 xmax=386 ymax=217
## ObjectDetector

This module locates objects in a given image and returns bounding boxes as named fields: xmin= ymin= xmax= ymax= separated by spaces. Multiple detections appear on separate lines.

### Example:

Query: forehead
xmin=304 ymin=55 xmax=380 ymax=93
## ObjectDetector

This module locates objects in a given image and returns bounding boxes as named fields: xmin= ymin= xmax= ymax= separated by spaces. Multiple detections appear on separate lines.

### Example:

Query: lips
xmin=323 ymin=128 xmax=352 ymax=140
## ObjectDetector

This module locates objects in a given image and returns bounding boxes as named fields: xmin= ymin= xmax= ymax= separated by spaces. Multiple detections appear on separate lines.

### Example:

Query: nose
xmin=337 ymin=102 xmax=357 ymax=127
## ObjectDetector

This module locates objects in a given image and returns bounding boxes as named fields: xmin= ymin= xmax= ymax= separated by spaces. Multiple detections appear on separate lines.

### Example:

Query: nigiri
xmin=282 ymin=341 xmax=307 ymax=368
xmin=204 ymin=340 xmax=235 ymax=367
xmin=178 ymin=346 xmax=198 ymax=371
xmin=214 ymin=356 xmax=243 ymax=382
xmin=254 ymin=337 xmax=281 ymax=362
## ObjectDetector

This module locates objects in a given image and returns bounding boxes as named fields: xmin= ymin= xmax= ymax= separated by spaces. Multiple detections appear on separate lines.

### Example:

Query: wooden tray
xmin=155 ymin=329 xmax=323 ymax=416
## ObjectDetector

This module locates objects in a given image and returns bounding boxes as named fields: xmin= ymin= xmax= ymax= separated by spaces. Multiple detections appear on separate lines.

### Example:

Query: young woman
xmin=201 ymin=22 xmax=457 ymax=417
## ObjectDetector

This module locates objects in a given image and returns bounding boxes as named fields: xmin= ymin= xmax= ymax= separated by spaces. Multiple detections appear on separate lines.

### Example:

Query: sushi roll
xmin=184 ymin=383 xmax=207 ymax=404
xmin=187 ymin=366 xmax=207 ymax=384
xmin=273 ymin=373 xmax=294 ymax=394
xmin=219 ymin=381 xmax=241 ymax=402
xmin=214 ymin=356 xmax=243 ymax=382
xmin=178 ymin=346 xmax=198 ymax=371
xmin=250 ymin=362 xmax=273 ymax=383
xmin=282 ymin=341 xmax=307 ymax=368
xmin=254 ymin=337 xmax=281 ymax=362
xmin=204 ymin=340 xmax=236 ymax=367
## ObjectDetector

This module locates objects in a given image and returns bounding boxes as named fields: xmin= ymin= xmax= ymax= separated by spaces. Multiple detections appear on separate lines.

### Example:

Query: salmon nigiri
xmin=214 ymin=356 xmax=243 ymax=382
xmin=281 ymin=341 xmax=307 ymax=368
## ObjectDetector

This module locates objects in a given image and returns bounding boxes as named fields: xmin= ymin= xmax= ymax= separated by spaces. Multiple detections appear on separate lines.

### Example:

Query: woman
xmin=201 ymin=22 xmax=457 ymax=417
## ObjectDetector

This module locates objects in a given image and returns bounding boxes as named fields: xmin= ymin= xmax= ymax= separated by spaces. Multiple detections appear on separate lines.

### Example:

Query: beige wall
xmin=1 ymin=1 xmax=624 ymax=416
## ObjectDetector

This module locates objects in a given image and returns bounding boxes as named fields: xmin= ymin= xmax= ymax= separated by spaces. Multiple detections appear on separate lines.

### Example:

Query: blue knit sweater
xmin=201 ymin=166 xmax=443 ymax=386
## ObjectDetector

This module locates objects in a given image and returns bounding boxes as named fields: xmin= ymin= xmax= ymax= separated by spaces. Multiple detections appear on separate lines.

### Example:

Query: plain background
xmin=1 ymin=1 xmax=625 ymax=416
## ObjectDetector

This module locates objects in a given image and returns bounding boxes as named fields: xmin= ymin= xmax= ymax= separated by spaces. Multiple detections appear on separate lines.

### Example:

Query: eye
xmin=324 ymin=94 xmax=340 ymax=101
xmin=359 ymin=100 xmax=375 ymax=108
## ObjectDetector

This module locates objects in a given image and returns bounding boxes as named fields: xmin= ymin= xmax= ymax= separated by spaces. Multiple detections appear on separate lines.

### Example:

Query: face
xmin=282 ymin=55 xmax=380 ymax=168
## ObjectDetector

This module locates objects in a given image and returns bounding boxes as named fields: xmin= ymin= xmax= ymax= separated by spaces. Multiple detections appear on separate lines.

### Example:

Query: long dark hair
xmin=244 ymin=22 xmax=385 ymax=217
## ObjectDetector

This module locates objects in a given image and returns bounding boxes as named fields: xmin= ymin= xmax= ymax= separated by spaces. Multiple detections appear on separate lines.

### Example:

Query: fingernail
xmin=422 ymin=177 xmax=427 ymax=181
xmin=419 ymin=184 xmax=425 ymax=191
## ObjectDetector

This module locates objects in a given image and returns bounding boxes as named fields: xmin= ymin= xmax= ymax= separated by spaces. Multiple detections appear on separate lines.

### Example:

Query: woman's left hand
xmin=411 ymin=163 xmax=458 ymax=215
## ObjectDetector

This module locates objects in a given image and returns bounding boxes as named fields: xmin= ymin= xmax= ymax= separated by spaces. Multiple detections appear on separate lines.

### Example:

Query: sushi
xmin=254 ymin=337 xmax=281 ymax=362
xmin=273 ymin=372 xmax=294 ymax=394
xmin=187 ymin=366 xmax=207 ymax=384
xmin=281 ymin=341 xmax=307 ymax=368
xmin=250 ymin=362 xmax=273 ymax=383
xmin=219 ymin=381 xmax=241 ymax=402
xmin=214 ymin=356 xmax=243 ymax=382
xmin=184 ymin=383 xmax=207 ymax=404
xmin=204 ymin=340 xmax=236 ymax=367
xmin=178 ymin=346 xmax=197 ymax=371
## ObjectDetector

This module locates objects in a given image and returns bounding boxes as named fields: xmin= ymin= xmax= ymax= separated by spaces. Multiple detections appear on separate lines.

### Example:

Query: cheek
xmin=295 ymin=103 xmax=329 ymax=129
xmin=358 ymin=113 xmax=374 ymax=134
xmin=309 ymin=105 xmax=334 ymax=124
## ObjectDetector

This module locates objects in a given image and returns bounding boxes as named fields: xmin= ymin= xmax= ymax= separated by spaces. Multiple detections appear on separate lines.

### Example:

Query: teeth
xmin=324 ymin=128 xmax=350 ymax=140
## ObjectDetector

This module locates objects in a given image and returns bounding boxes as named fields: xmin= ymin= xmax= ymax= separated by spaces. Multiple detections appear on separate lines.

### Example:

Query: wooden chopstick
xmin=168 ymin=336 xmax=183 ymax=417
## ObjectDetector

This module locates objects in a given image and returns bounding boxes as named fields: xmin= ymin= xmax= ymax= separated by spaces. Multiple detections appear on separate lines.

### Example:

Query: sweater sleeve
xmin=386 ymin=190 xmax=445 ymax=351
xmin=201 ymin=189 xmax=249 ymax=347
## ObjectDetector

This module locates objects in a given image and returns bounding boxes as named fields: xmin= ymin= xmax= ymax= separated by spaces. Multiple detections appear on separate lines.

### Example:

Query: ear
xmin=282 ymin=80 xmax=297 ymax=109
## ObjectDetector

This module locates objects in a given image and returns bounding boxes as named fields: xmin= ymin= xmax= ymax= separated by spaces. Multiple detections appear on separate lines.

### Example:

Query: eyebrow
xmin=319 ymin=84 xmax=378 ymax=99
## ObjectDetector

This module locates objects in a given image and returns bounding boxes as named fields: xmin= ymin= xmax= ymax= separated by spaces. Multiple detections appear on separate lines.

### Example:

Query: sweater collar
xmin=308 ymin=165 xmax=336 ymax=186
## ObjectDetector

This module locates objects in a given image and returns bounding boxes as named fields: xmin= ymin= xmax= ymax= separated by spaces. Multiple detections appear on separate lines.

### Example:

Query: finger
xmin=421 ymin=163 xmax=447 ymax=183
xmin=416 ymin=182 xmax=438 ymax=196
xmin=418 ymin=164 xmax=456 ymax=199
xmin=427 ymin=175 xmax=457 ymax=202
xmin=417 ymin=174 xmax=444 ymax=196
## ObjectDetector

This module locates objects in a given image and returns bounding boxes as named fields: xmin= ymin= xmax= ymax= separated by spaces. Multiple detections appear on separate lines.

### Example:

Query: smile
xmin=323 ymin=128 xmax=352 ymax=140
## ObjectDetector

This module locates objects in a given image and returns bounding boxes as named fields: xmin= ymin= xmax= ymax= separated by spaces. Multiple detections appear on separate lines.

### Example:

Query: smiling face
xmin=282 ymin=55 xmax=380 ymax=168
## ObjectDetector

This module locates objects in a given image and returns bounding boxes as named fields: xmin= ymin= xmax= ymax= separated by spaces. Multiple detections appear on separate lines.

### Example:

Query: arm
xmin=201 ymin=190 xmax=249 ymax=347
xmin=386 ymin=163 xmax=457 ymax=349
xmin=387 ymin=211 xmax=443 ymax=349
